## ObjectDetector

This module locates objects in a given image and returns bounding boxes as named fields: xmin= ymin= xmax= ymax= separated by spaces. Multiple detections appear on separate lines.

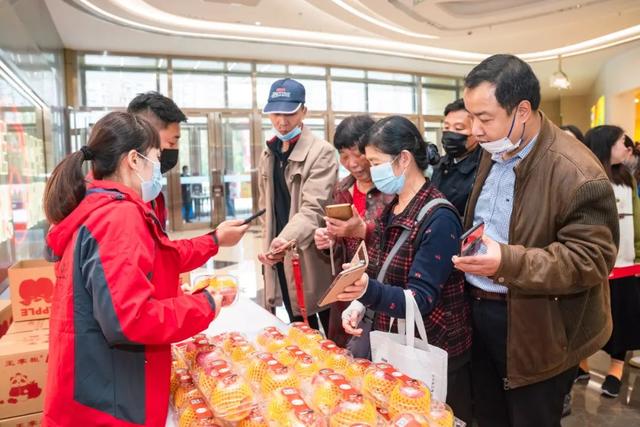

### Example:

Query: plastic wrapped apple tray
xmin=170 ymin=322 xmax=462 ymax=427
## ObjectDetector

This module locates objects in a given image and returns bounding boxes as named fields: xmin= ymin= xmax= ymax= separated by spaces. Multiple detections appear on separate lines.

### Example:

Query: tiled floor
xmin=170 ymin=227 xmax=640 ymax=425
xmin=563 ymin=351 xmax=640 ymax=426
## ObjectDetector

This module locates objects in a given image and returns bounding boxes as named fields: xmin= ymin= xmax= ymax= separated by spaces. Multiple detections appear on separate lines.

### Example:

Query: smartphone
xmin=460 ymin=222 xmax=485 ymax=257
xmin=267 ymin=239 xmax=296 ymax=257
xmin=325 ymin=203 xmax=353 ymax=221
xmin=242 ymin=208 xmax=266 ymax=225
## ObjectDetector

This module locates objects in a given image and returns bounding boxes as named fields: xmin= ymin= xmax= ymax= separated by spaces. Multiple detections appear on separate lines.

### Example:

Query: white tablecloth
xmin=166 ymin=298 xmax=288 ymax=426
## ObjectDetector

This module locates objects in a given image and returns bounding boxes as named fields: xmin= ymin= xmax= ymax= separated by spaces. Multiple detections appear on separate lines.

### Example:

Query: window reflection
xmin=422 ymin=87 xmax=458 ymax=116
xmin=84 ymin=70 xmax=168 ymax=107
xmin=368 ymin=83 xmax=415 ymax=114
xmin=0 ymin=73 xmax=48 ymax=283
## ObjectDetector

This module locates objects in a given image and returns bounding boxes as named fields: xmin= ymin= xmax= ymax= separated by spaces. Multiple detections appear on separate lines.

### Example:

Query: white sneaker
xmin=630 ymin=356 xmax=640 ymax=369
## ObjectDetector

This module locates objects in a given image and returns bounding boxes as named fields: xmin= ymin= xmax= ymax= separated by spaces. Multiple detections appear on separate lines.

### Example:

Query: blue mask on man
xmin=274 ymin=126 xmax=302 ymax=141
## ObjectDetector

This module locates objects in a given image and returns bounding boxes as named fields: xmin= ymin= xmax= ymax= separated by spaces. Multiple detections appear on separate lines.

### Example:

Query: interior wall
xmin=609 ymin=90 xmax=637 ymax=135
xmin=591 ymin=43 xmax=640 ymax=126
xmin=559 ymin=95 xmax=590 ymax=132
xmin=540 ymin=99 xmax=561 ymax=125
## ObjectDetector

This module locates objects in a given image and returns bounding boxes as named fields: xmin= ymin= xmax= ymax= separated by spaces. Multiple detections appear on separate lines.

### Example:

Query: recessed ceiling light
xmin=255 ymin=21 xmax=261 ymax=26
xmin=635 ymin=98 xmax=639 ymax=104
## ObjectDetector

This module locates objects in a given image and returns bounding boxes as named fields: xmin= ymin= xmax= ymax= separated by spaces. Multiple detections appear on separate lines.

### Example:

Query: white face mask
xmin=479 ymin=112 xmax=525 ymax=158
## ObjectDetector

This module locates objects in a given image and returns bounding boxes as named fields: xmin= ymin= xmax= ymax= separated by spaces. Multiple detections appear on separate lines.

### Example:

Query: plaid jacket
xmin=367 ymin=182 xmax=472 ymax=358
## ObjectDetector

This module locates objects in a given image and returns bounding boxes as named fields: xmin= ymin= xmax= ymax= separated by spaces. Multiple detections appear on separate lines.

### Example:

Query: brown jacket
xmin=464 ymin=113 xmax=619 ymax=388
xmin=258 ymin=126 xmax=338 ymax=316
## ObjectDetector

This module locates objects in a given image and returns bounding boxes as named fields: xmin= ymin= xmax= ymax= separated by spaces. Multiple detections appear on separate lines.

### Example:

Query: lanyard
xmin=289 ymin=242 xmax=308 ymax=325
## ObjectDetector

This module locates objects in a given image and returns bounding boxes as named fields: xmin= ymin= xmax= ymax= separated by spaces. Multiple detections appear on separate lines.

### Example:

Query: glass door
xmin=167 ymin=115 xmax=214 ymax=230
xmin=218 ymin=114 xmax=255 ymax=220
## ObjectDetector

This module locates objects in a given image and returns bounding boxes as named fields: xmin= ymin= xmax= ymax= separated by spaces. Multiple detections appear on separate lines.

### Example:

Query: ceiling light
xmin=255 ymin=21 xmax=261 ymax=26
xmin=550 ymin=56 xmax=571 ymax=90
xmin=635 ymin=98 xmax=639 ymax=104
xmin=76 ymin=0 xmax=640 ymax=65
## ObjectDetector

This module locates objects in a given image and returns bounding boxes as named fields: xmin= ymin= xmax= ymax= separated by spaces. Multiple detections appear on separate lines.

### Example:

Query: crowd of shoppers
xmin=42 ymin=53 xmax=640 ymax=426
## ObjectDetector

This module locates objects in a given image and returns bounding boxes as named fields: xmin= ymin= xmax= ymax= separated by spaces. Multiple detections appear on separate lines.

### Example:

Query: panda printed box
xmin=0 ymin=328 xmax=48 ymax=419
xmin=0 ymin=300 xmax=11 ymax=339
xmin=8 ymin=260 xmax=55 ymax=322
xmin=0 ymin=411 xmax=42 ymax=426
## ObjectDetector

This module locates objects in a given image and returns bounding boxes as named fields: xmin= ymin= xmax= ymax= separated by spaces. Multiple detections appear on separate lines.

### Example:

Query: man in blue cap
xmin=257 ymin=78 xmax=338 ymax=331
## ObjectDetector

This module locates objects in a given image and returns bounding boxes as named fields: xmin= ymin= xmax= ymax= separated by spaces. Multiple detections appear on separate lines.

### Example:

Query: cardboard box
xmin=8 ymin=260 xmax=55 ymax=322
xmin=0 ymin=411 xmax=42 ymax=426
xmin=0 ymin=330 xmax=48 ymax=419
xmin=6 ymin=320 xmax=48 ymax=336
xmin=0 ymin=301 xmax=11 ymax=339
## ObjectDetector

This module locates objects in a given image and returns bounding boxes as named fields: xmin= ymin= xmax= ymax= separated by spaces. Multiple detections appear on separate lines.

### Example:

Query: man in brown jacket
xmin=453 ymin=54 xmax=618 ymax=426
xmin=257 ymin=78 xmax=338 ymax=331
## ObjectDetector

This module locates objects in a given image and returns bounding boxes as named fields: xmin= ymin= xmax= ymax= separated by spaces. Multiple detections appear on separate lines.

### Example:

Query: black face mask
xmin=441 ymin=131 xmax=469 ymax=158
xmin=160 ymin=149 xmax=179 ymax=174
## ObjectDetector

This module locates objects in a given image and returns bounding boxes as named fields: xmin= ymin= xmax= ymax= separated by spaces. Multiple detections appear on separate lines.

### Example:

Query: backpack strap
xmin=412 ymin=197 xmax=460 ymax=253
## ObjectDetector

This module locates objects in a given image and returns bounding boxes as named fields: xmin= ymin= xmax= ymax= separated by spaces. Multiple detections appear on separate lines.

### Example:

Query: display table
xmin=203 ymin=298 xmax=289 ymax=338
xmin=166 ymin=298 xmax=287 ymax=426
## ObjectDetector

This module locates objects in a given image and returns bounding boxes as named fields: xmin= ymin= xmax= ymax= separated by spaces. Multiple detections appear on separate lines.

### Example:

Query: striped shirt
xmin=466 ymin=135 xmax=538 ymax=293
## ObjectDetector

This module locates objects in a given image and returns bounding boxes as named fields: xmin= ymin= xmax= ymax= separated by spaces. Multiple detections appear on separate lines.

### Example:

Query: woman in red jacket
xmin=42 ymin=112 xmax=248 ymax=426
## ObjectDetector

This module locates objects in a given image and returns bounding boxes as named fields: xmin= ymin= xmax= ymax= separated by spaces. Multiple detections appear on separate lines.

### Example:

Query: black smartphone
xmin=242 ymin=208 xmax=266 ymax=225
xmin=460 ymin=222 xmax=485 ymax=257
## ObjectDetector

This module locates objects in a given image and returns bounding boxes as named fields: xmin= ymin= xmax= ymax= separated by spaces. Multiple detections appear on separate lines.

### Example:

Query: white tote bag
xmin=369 ymin=289 xmax=449 ymax=402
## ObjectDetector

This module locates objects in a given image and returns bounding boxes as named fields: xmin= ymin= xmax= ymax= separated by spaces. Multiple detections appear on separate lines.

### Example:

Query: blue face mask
xmin=274 ymin=126 xmax=302 ymax=141
xmin=370 ymin=155 xmax=406 ymax=195
xmin=135 ymin=152 xmax=163 ymax=203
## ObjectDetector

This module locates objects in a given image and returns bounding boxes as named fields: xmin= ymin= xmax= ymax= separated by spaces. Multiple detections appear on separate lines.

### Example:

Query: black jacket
xmin=431 ymin=146 xmax=482 ymax=218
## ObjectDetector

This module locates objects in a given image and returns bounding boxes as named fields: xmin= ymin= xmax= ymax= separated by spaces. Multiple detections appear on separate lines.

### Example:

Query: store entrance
xmin=167 ymin=112 xmax=262 ymax=231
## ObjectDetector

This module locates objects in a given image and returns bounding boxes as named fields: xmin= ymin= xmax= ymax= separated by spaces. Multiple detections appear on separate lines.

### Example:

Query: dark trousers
xmin=447 ymin=356 xmax=472 ymax=425
xmin=471 ymin=298 xmax=577 ymax=427
xmin=275 ymin=264 xmax=330 ymax=332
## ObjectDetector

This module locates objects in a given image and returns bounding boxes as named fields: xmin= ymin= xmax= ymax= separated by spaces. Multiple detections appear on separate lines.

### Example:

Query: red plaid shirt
xmin=367 ymin=183 xmax=472 ymax=358
xmin=331 ymin=175 xmax=393 ymax=262
xmin=326 ymin=175 xmax=393 ymax=347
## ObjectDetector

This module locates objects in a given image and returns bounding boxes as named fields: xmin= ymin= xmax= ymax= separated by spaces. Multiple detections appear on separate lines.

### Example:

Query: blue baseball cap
xmin=262 ymin=78 xmax=306 ymax=114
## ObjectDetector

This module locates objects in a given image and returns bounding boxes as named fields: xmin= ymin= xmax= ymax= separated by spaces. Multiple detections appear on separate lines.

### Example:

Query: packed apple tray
xmin=171 ymin=323 xmax=456 ymax=427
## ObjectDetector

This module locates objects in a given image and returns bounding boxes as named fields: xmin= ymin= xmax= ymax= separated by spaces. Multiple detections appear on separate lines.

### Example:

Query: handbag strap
xmin=404 ymin=289 xmax=429 ymax=348
xmin=382 ymin=198 xmax=451 ymax=332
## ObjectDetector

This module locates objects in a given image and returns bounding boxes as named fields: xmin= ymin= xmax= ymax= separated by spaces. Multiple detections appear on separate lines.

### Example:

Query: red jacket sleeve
xmin=81 ymin=205 xmax=216 ymax=345
xmin=168 ymin=233 xmax=220 ymax=273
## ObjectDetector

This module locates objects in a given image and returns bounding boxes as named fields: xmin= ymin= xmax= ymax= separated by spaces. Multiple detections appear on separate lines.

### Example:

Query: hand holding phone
xmin=258 ymin=238 xmax=296 ymax=266
xmin=460 ymin=222 xmax=485 ymax=257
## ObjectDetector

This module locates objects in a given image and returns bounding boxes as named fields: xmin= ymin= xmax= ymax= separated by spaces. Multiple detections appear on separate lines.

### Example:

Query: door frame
xmin=167 ymin=111 xmax=216 ymax=231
